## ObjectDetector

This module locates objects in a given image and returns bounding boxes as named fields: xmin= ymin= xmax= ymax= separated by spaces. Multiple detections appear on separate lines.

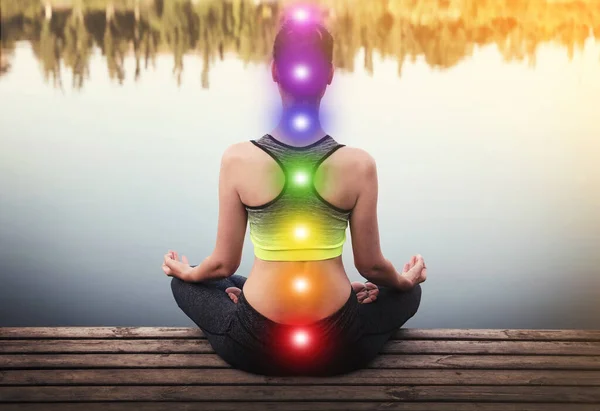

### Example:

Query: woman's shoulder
xmin=221 ymin=141 xmax=256 ymax=162
xmin=221 ymin=139 xmax=376 ymax=172
xmin=335 ymin=144 xmax=377 ymax=171
xmin=338 ymin=144 xmax=374 ymax=160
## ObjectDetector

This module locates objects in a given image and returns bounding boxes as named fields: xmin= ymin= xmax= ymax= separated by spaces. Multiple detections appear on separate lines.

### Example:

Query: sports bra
xmin=244 ymin=134 xmax=352 ymax=261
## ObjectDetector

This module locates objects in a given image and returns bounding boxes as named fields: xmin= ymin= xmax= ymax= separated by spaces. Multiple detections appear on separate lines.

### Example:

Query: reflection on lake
xmin=2 ymin=0 xmax=599 ymax=87
xmin=0 ymin=0 xmax=599 ymax=328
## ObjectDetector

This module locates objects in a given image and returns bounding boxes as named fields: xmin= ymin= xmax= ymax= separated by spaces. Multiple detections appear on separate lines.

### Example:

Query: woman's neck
xmin=271 ymin=99 xmax=327 ymax=147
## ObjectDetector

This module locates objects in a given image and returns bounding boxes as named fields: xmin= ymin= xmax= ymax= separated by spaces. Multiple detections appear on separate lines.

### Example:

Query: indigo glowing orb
xmin=292 ymin=114 xmax=310 ymax=131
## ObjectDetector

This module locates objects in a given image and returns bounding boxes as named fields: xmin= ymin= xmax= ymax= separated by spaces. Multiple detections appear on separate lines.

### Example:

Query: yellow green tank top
xmin=245 ymin=134 xmax=351 ymax=261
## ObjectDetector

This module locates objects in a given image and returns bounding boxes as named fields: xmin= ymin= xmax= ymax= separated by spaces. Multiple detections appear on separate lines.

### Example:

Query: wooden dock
xmin=1 ymin=327 xmax=599 ymax=410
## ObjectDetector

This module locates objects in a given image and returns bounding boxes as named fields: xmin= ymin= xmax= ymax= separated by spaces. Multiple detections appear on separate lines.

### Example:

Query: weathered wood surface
xmin=3 ymin=353 xmax=600 ymax=369
xmin=2 ymin=385 xmax=600 ymax=402
xmin=2 ymin=327 xmax=600 ymax=341
xmin=3 ymin=339 xmax=599 ymax=355
xmin=1 ymin=327 xmax=599 ymax=411
xmin=2 ymin=369 xmax=599 ymax=386
xmin=1 ymin=404 xmax=600 ymax=411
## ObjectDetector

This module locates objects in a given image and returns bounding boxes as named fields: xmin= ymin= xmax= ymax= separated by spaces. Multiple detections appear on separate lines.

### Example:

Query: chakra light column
xmin=273 ymin=4 xmax=331 ymax=357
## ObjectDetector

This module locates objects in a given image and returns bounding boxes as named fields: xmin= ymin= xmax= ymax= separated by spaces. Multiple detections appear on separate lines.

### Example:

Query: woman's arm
xmin=187 ymin=145 xmax=248 ymax=282
xmin=349 ymin=150 xmax=423 ymax=291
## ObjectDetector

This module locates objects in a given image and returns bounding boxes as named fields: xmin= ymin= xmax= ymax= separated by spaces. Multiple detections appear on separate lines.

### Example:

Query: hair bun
xmin=273 ymin=21 xmax=334 ymax=64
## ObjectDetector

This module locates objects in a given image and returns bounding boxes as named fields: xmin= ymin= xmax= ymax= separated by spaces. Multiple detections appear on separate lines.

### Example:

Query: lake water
xmin=1 ymin=0 xmax=599 ymax=328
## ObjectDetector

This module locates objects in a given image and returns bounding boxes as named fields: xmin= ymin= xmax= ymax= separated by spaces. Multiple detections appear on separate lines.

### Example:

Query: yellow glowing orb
xmin=293 ymin=277 xmax=308 ymax=292
xmin=294 ymin=226 xmax=309 ymax=240
xmin=293 ymin=330 xmax=309 ymax=346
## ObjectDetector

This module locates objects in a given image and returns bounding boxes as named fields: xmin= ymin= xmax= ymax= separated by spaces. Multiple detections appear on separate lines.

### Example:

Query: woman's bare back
xmin=228 ymin=138 xmax=374 ymax=324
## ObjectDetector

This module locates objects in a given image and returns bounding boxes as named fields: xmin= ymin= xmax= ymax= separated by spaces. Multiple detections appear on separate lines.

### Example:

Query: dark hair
xmin=273 ymin=21 xmax=334 ymax=65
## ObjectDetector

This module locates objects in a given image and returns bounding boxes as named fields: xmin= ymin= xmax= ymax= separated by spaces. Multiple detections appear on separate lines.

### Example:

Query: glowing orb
xmin=293 ymin=277 xmax=308 ymax=292
xmin=293 ymin=330 xmax=309 ymax=347
xmin=294 ymin=225 xmax=309 ymax=240
xmin=292 ymin=114 xmax=310 ymax=131
xmin=292 ymin=8 xmax=309 ymax=22
xmin=293 ymin=171 xmax=309 ymax=185
xmin=293 ymin=64 xmax=310 ymax=81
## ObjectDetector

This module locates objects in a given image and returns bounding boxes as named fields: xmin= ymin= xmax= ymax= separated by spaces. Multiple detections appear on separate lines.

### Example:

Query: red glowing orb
xmin=293 ymin=330 xmax=309 ymax=347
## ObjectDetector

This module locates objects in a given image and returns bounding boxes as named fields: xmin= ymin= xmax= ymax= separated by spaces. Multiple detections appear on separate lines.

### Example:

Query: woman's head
xmin=272 ymin=19 xmax=334 ymax=100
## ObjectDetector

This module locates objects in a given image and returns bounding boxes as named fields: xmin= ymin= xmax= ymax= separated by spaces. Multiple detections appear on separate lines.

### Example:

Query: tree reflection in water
xmin=0 ymin=0 xmax=598 ymax=89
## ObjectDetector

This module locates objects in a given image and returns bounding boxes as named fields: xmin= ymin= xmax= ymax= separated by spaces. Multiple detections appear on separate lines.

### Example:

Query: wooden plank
xmin=398 ymin=329 xmax=600 ymax=342
xmin=1 ymin=385 xmax=599 ymax=402
xmin=2 ymin=354 xmax=600 ymax=370
xmin=369 ymin=355 xmax=600 ymax=370
xmin=0 ymin=354 xmax=229 ymax=369
xmin=2 ymin=339 xmax=599 ymax=355
xmin=1 ymin=403 xmax=599 ymax=411
xmin=1 ymin=369 xmax=599 ymax=386
xmin=0 ymin=340 xmax=215 ymax=354
xmin=381 ymin=340 xmax=600 ymax=355
xmin=0 ymin=327 xmax=204 ymax=340
xmin=2 ymin=328 xmax=599 ymax=341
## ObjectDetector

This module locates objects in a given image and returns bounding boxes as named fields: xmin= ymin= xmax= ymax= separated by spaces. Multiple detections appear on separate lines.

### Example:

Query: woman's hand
xmin=400 ymin=254 xmax=427 ymax=287
xmin=162 ymin=250 xmax=194 ymax=281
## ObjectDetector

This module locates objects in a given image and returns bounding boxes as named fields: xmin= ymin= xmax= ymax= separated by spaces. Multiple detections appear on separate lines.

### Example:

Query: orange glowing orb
xmin=293 ymin=277 xmax=308 ymax=292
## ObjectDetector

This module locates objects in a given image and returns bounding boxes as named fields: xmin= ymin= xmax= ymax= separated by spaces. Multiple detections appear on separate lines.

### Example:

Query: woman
xmin=163 ymin=17 xmax=426 ymax=376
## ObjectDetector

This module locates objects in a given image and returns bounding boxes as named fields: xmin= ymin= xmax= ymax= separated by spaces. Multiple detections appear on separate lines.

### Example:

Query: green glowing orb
xmin=293 ymin=171 xmax=309 ymax=186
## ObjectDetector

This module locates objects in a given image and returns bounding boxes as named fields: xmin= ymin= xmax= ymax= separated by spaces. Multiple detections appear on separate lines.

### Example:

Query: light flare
xmin=293 ymin=330 xmax=309 ymax=347
xmin=293 ymin=64 xmax=310 ymax=81
xmin=292 ymin=8 xmax=310 ymax=23
xmin=294 ymin=225 xmax=309 ymax=240
xmin=292 ymin=114 xmax=310 ymax=131
xmin=293 ymin=171 xmax=309 ymax=186
xmin=293 ymin=277 xmax=309 ymax=292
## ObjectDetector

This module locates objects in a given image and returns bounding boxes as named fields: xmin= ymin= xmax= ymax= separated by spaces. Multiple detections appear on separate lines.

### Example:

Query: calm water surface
xmin=1 ymin=0 xmax=599 ymax=327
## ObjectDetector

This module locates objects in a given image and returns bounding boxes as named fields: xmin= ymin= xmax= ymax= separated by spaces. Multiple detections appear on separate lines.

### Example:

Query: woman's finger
xmin=164 ymin=258 xmax=178 ymax=270
xmin=182 ymin=255 xmax=189 ymax=265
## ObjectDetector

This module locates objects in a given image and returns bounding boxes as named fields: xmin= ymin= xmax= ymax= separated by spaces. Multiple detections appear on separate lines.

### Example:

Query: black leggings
xmin=171 ymin=272 xmax=422 ymax=376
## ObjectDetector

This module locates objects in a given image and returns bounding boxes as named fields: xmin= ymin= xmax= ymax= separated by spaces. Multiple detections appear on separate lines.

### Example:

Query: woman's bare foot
xmin=225 ymin=287 xmax=242 ymax=304
xmin=351 ymin=281 xmax=379 ymax=304
xmin=401 ymin=254 xmax=427 ymax=286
